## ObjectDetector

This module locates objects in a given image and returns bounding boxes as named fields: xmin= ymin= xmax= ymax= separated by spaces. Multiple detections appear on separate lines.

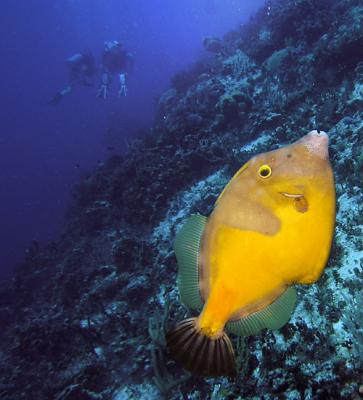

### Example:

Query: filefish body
xmin=166 ymin=131 xmax=335 ymax=377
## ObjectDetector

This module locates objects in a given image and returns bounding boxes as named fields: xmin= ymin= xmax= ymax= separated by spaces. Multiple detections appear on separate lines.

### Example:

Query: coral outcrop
xmin=0 ymin=0 xmax=362 ymax=399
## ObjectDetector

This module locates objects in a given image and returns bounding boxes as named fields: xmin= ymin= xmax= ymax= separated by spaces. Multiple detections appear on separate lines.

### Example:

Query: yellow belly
xmin=197 ymin=197 xmax=334 ymax=335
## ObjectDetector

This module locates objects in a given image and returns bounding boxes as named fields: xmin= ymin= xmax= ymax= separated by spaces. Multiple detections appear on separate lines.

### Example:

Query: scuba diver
xmin=50 ymin=52 xmax=97 ymax=105
xmin=98 ymin=40 xmax=134 ymax=99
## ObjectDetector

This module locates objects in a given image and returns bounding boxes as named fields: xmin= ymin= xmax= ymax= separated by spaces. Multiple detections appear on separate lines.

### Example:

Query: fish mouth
xmin=297 ymin=130 xmax=329 ymax=159
xmin=279 ymin=192 xmax=304 ymax=199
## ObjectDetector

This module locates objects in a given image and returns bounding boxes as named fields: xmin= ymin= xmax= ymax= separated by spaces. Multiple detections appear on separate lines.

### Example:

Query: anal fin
xmin=226 ymin=286 xmax=297 ymax=336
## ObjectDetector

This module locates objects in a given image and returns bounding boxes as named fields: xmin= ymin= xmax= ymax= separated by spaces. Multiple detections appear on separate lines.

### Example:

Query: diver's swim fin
xmin=166 ymin=318 xmax=236 ymax=377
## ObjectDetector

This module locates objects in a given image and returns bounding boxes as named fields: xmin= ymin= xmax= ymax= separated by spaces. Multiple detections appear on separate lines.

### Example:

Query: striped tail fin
xmin=166 ymin=318 xmax=236 ymax=377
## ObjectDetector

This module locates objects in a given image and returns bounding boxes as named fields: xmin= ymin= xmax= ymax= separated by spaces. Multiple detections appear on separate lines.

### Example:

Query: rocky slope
xmin=0 ymin=0 xmax=362 ymax=399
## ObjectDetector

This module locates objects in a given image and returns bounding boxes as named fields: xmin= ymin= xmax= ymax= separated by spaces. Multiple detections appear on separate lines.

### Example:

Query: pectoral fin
xmin=280 ymin=192 xmax=309 ymax=213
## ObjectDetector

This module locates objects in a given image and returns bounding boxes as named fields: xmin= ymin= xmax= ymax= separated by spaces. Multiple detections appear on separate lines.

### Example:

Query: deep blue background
xmin=0 ymin=0 xmax=265 ymax=281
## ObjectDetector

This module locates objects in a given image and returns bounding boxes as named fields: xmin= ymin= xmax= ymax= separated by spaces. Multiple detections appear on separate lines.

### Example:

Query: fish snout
xmin=299 ymin=130 xmax=329 ymax=159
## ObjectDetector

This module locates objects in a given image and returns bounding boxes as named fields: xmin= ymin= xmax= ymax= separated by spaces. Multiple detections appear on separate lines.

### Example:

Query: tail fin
xmin=166 ymin=318 xmax=236 ymax=377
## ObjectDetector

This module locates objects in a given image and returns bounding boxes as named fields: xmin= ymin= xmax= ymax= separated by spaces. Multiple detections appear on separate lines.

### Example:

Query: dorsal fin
xmin=173 ymin=214 xmax=206 ymax=311
xmin=226 ymin=286 xmax=297 ymax=336
xmin=215 ymin=161 xmax=250 ymax=206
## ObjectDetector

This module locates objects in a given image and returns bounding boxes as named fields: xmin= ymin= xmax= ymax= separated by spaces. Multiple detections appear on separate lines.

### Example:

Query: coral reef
xmin=0 ymin=0 xmax=362 ymax=399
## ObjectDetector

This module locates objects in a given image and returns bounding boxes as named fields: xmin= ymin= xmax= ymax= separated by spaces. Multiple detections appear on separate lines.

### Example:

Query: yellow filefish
xmin=166 ymin=130 xmax=335 ymax=377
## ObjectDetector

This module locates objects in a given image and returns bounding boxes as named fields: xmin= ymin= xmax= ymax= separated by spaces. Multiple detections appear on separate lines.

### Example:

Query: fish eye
xmin=258 ymin=164 xmax=272 ymax=178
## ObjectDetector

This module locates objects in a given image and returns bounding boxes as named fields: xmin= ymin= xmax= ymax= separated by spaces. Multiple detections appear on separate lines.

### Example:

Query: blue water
xmin=0 ymin=0 xmax=265 ymax=280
